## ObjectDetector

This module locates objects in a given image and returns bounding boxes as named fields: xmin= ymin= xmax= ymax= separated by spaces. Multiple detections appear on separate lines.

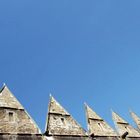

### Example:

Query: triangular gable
xmin=0 ymin=85 xmax=41 ymax=134
xmin=85 ymin=104 xmax=117 ymax=136
xmin=85 ymin=103 xmax=103 ymax=121
xmin=0 ymin=85 xmax=24 ymax=109
xmin=112 ymin=112 xmax=128 ymax=124
xmin=112 ymin=111 xmax=140 ymax=137
xmin=130 ymin=111 xmax=140 ymax=130
xmin=49 ymin=96 xmax=70 ymax=115
xmin=46 ymin=96 xmax=87 ymax=136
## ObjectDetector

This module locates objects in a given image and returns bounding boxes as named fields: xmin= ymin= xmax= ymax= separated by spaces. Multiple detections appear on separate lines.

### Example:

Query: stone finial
xmin=85 ymin=104 xmax=117 ymax=137
xmin=45 ymin=96 xmax=87 ymax=136
xmin=112 ymin=111 xmax=140 ymax=137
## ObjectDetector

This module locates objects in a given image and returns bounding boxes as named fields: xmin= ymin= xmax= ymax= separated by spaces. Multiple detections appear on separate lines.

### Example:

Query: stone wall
xmin=0 ymin=85 xmax=140 ymax=140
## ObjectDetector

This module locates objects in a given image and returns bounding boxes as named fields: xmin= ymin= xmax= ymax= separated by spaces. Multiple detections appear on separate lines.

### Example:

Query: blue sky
xmin=0 ymin=1 xmax=140 ymax=132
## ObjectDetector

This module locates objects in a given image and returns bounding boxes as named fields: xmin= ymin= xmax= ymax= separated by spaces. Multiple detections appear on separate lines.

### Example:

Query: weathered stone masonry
xmin=0 ymin=85 xmax=140 ymax=140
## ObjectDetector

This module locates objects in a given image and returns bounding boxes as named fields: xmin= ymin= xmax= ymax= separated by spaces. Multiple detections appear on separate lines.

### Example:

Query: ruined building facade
xmin=0 ymin=85 xmax=140 ymax=140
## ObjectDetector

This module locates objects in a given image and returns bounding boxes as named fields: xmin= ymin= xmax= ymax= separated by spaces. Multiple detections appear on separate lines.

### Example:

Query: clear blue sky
xmin=0 ymin=1 xmax=140 ymax=132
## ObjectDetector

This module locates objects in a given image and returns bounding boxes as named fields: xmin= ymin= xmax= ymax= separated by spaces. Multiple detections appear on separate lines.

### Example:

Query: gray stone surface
xmin=130 ymin=111 xmax=140 ymax=131
xmin=0 ymin=134 xmax=44 ymax=140
xmin=0 ymin=86 xmax=24 ymax=109
xmin=46 ymin=96 xmax=87 ymax=136
xmin=0 ymin=85 xmax=41 ymax=134
xmin=85 ymin=104 xmax=117 ymax=137
xmin=112 ymin=112 xmax=140 ymax=137
xmin=1 ymin=85 xmax=140 ymax=140
xmin=45 ymin=136 xmax=119 ymax=140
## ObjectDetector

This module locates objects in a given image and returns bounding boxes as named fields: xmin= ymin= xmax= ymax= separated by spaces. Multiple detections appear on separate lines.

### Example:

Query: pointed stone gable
xmin=46 ymin=96 xmax=87 ymax=136
xmin=0 ymin=85 xmax=41 ymax=134
xmin=112 ymin=112 xmax=128 ymax=124
xmin=130 ymin=111 xmax=140 ymax=130
xmin=112 ymin=111 xmax=140 ymax=137
xmin=85 ymin=104 xmax=103 ymax=121
xmin=0 ymin=85 xmax=24 ymax=109
xmin=85 ymin=104 xmax=117 ymax=137
xmin=49 ymin=96 xmax=70 ymax=115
